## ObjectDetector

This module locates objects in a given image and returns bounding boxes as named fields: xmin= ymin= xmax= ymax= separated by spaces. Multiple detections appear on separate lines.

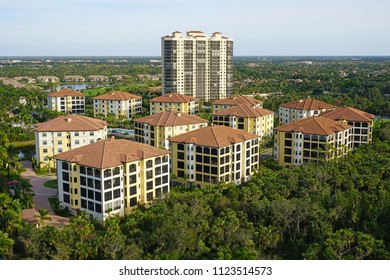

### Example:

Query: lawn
xmin=43 ymin=179 xmax=58 ymax=189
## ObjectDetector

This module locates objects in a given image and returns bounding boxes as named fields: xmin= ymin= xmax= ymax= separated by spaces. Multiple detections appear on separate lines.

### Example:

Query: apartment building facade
xmin=93 ymin=91 xmax=142 ymax=120
xmin=134 ymin=111 xmax=208 ymax=150
xmin=320 ymin=107 xmax=375 ymax=148
xmin=55 ymin=138 xmax=170 ymax=221
xmin=149 ymin=93 xmax=200 ymax=115
xmin=169 ymin=125 xmax=260 ymax=187
xmin=212 ymin=95 xmax=263 ymax=113
xmin=47 ymin=88 xmax=85 ymax=114
xmin=212 ymin=104 xmax=274 ymax=140
xmin=34 ymin=114 xmax=107 ymax=168
xmin=278 ymin=98 xmax=337 ymax=125
xmin=273 ymin=116 xmax=353 ymax=166
xmin=161 ymin=31 xmax=233 ymax=101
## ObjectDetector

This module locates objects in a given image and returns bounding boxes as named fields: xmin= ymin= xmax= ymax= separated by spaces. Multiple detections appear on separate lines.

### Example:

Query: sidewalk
xmin=20 ymin=161 xmax=70 ymax=227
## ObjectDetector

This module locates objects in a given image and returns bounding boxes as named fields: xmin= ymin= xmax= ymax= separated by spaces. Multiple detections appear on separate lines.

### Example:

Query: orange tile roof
xmin=212 ymin=95 xmax=262 ymax=106
xmin=47 ymin=88 xmax=84 ymax=97
xmin=169 ymin=125 xmax=259 ymax=148
xmin=275 ymin=116 xmax=352 ymax=136
xmin=320 ymin=107 xmax=375 ymax=122
xmin=150 ymin=93 xmax=198 ymax=103
xmin=34 ymin=114 xmax=107 ymax=132
xmin=213 ymin=104 xmax=274 ymax=118
xmin=55 ymin=138 xmax=169 ymax=169
xmin=279 ymin=98 xmax=337 ymax=110
xmin=93 ymin=91 xmax=141 ymax=101
xmin=135 ymin=111 xmax=207 ymax=127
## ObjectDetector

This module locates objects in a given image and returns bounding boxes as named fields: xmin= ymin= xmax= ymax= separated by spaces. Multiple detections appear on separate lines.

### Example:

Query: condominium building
xmin=279 ymin=97 xmax=337 ymax=125
xmin=55 ymin=138 xmax=170 ymax=221
xmin=169 ymin=125 xmax=260 ymax=187
xmin=212 ymin=104 xmax=274 ymax=139
xmin=149 ymin=93 xmax=200 ymax=115
xmin=47 ymin=88 xmax=85 ymax=114
xmin=161 ymin=31 xmax=233 ymax=101
xmin=93 ymin=91 xmax=142 ymax=120
xmin=273 ymin=116 xmax=353 ymax=166
xmin=212 ymin=95 xmax=263 ymax=113
xmin=134 ymin=111 xmax=208 ymax=149
xmin=320 ymin=107 xmax=375 ymax=147
xmin=34 ymin=114 xmax=107 ymax=168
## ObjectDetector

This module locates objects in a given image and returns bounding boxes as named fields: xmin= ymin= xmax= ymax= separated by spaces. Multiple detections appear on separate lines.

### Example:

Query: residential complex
xmin=34 ymin=114 xmax=107 ymax=168
xmin=278 ymin=97 xmax=337 ymax=125
xmin=134 ymin=111 xmax=208 ymax=150
xmin=273 ymin=116 xmax=353 ymax=166
xmin=93 ymin=91 xmax=142 ymax=120
xmin=212 ymin=95 xmax=263 ymax=113
xmin=149 ymin=93 xmax=200 ymax=115
xmin=47 ymin=88 xmax=85 ymax=114
xmin=161 ymin=31 xmax=233 ymax=101
xmin=320 ymin=107 xmax=375 ymax=147
xmin=169 ymin=125 xmax=261 ymax=187
xmin=55 ymin=138 xmax=170 ymax=221
xmin=212 ymin=104 xmax=274 ymax=140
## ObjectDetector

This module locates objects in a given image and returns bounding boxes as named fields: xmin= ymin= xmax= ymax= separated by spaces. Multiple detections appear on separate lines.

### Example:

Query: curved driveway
xmin=21 ymin=161 xmax=70 ymax=227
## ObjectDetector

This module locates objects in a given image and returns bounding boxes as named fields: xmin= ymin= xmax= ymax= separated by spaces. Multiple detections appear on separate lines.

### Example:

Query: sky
xmin=0 ymin=0 xmax=389 ymax=56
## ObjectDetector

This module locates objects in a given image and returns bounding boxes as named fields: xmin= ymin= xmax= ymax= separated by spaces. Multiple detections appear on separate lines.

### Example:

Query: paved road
xmin=21 ymin=161 xmax=70 ymax=227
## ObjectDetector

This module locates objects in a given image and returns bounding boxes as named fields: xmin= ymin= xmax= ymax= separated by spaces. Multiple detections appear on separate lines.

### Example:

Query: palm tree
xmin=0 ymin=230 xmax=14 ymax=258
xmin=47 ymin=156 xmax=54 ymax=175
xmin=0 ymin=209 xmax=23 ymax=235
xmin=34 ymin=208 xmax=52 ymax=227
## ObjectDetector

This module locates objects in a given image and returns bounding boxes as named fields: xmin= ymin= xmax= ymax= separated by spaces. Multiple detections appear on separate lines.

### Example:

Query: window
xmin=146 ymin=192 xmax=153 ymax=201
xmin=146 ymin=160 xmax=153 ymax=168
xmin=80 ymin=166 xmax=86 ymax=174
xmin=113 ymin=189 xmax=121 ymax=199
xmin=95 ymin=180 xmax=101 ymax=190
xmin=113 ymin=167 xmax=120 ymax=175
xmin=113 ymin=177 xmax=120 ymax=187
xmin=95 ymin=191 xmax=101 ymax=201
xmin=81 ymin=188 xmax=87 ymax=197
xmin=146 ymin=170 xmax=153 ymax=179
xmin=130 ymin=197 xmax=137 ymax=207
xmin=63 ymin=183 xmax=70 ymax=193
xmin=146 ymin=181 xmax=153 ymax=190
xmin=62 ymin=162 xmax=69 ymax=170
xmin=130 ymin=186 xmax=137 ymax=195
xmin=104 ymin=191 xmax=112 ymax=201
xmin=63 ymin=194 xmax=70 ymax=203
xmin=62 ymin=172 xmax=69 ymax=182
xmin=88 ymin=189 xmax=94 ymax=199
xmin=104 ymin=169 xmax=112 ymax=177
xmin=104 ymin=180 xmax=112 ymax=190
xmin=94 ymin=169 xmax=101 ymax=177
xmin=129 ymin=164 xmax=137 ymax=173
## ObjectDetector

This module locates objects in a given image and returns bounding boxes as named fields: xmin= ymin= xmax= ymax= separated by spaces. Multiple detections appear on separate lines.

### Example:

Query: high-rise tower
xmin=161 ymin=31 xmax=233 ymax=102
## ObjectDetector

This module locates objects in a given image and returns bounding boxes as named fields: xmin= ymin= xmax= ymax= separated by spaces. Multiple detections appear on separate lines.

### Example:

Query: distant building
xmin=93 ymin=91 xmax=142 ymax=120
xmin=212 ymin=95 xmax=263 ymax=113
xmin=273 ymin=116 xmax=353 ymax=166
xmin=19 ymin=96 xmax=27 ymax=106
xmin=34 ymin=114 xmax=107 ymax=168
xmin=320 ymin=107 xmax=375 ymax=148
xmin=134 ymin=111 xmax=208 ymax=149
xmin=169 ymin=125 xmax=260 ymax=186
xmin=149 ymin=93 xmax=199 ymax=115
xmin=63 ymin=75 xmax=85 ymax=82
xmin=55 ymin=138 xmax=170 ymax=221
xmin=47 ymin=88 xmax=85 ymax=114
xmin=37 ymin=76 xmax=60 ymax=83
xmin=212 ymin=104 xmax=274 ymax=140
xmin=279 ymin=98 xmax=337 ymax=125
xmin=13 ymin=76 xmax=36 ymax=83
xmin=162 ymin=31 xmax=233 ymax=101
xmin=86 ymin=75 xmax=108 ymax=82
